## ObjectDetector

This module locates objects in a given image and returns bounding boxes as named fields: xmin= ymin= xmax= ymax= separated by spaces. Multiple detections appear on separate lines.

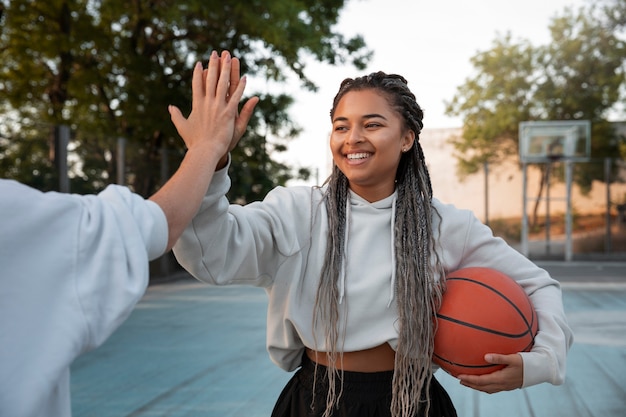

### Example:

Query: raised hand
xmin=169 ymin=50 xmax=259 ymax=169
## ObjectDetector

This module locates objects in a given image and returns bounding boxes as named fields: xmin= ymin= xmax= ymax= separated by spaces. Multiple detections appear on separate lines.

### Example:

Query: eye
xmin=365 ymin=122 xmax=382 ymax=129
xmin=333 ymin=125 xmax=348 ymax=132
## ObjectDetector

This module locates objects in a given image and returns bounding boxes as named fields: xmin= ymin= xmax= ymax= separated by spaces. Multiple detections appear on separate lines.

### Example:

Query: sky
xmin=261 ymin=0 xmax=591 ymax=184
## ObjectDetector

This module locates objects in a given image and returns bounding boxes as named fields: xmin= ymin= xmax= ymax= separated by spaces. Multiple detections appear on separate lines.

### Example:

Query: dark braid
xmin=314 ymin=71 xmax=445 ymax=417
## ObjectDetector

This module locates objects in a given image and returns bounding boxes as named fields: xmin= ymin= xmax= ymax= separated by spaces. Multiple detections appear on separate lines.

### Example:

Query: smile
xmin=347 ymin=152 xmax=371 ymax=160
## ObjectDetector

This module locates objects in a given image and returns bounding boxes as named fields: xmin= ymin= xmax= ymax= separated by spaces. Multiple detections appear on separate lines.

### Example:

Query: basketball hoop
xmin=519 ymin=120 xmax=591 ymax=163
xmin=518 ymin=120 xmax=591 ymax=262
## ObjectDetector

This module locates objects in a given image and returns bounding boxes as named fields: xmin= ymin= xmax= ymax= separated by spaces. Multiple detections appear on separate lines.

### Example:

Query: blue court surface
xmin=70 ymin=262 xmax=626 ymax=417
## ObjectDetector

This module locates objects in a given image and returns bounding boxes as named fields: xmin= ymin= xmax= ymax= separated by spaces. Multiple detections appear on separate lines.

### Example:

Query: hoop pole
xmin=605 ymin=158 xmax=612 ymax=253
xmin=545 ymin=161 xmax=551 ymax=256
xmin=565 ymin=161 xmax=573 ymax=261
xmin=484 ymin=161 xmax=489 ymax=226
xmin=521 ymin=162 xmax=529 ymax=257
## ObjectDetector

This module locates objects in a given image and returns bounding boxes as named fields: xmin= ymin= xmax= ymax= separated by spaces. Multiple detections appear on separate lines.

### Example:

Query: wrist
xmin=183 ymin=144 xmax=228 ymax=170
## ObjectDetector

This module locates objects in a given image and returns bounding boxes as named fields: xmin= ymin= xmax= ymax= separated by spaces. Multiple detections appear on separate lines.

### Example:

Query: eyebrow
xmin=332 ymin=113 xmax=388 ymax=123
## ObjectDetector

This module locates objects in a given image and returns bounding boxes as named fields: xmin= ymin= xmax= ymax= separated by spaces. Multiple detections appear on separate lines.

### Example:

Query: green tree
xmin=535 ymin=5 xmax=625 ymax=193
xmin=445 ymin=3 xmax=625 ymax=225
xmin=602 ymin=0 xmax=626 ymax=158
xmin=603 ymin=0 xmax=626 ymax=28
xmin=444 ymin=33 xmax=538 ymax=176
xmin=0 ymin=0 xmax=371 ymax=200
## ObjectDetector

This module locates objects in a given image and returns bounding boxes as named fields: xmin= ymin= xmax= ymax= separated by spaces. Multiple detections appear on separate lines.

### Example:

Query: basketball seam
xmin=432 ymin=353 xmax=500 ymax=369
xmin=444 ymin=276 xmax=535 ymax=335
xmin=435 ymin=313 xmax=532 ymax=338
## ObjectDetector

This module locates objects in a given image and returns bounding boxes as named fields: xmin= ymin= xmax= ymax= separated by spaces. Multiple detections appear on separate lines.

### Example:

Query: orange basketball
xmin=433 ymin=267 xmax=538 ymax=377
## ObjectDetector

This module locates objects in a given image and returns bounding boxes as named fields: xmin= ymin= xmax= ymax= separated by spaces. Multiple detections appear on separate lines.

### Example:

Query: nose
xmin=346 ymin=126 xmax=364 ymax=145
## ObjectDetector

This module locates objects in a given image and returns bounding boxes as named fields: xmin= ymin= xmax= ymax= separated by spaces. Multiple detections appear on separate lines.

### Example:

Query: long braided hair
xmin=313 ymin=72 xmax=445 ymax=417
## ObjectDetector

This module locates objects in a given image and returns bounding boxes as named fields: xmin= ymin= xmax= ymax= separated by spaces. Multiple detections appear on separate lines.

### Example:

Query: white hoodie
xmin=0 ymin=180 xmax=167 ymax=417
xmin=174 ymin=164 xmax=573 ymax=388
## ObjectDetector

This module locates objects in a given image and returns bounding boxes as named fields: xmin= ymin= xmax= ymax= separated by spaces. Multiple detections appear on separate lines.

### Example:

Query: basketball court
xmin=70 ymin=262 xmax=626 ymax=417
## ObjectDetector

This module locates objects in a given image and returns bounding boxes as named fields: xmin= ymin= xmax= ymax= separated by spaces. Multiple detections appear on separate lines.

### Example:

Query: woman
xmin=172 ymin=60 xmax=573 ymax=417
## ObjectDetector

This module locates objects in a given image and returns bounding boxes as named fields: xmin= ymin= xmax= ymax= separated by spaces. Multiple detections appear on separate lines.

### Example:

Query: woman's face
xmin=330 ymin=89 xmax=415 ymax=202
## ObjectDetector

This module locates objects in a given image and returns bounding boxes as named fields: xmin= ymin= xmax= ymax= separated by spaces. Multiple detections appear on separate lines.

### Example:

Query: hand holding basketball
xmin=433 ymin=267 xmax=538 ymax=377
xmin=457 ymin=353 xmax=524 ymax=393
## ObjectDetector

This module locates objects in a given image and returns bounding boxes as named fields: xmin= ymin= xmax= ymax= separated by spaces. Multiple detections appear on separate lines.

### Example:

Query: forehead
xmin=333 ymin=89 xmax=394 ymax=117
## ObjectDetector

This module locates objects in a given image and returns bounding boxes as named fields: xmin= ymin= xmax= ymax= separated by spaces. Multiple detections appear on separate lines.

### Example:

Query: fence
xmin=518 ymin=157 xmax=626 ymax=261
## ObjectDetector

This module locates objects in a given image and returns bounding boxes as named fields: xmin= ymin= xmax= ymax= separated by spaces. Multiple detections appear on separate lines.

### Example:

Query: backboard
xmin=519 ymin=120 xmax=591 ymax=163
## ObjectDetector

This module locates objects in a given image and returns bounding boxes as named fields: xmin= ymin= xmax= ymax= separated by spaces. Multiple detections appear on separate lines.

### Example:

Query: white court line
xmin=561 ymin=281 xmax=626 ymax=290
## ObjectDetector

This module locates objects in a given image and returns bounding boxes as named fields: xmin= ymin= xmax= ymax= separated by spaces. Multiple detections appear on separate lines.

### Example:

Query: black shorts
xmin=271 ymin=353 xmax=457 ymax=417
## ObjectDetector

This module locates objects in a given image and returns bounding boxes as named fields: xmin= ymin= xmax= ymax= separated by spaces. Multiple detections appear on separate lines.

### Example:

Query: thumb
xmin=234 ymin=96 xmax=259 ymax=138
xmin=168 ymin=105 xmax=185 ymax=131
xmin=485 ymin=353 xmax=517 ymax=366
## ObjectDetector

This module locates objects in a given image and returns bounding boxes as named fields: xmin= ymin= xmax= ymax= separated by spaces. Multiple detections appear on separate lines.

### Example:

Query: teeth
xmin=347 ymin=152 xmax=370 ymax=160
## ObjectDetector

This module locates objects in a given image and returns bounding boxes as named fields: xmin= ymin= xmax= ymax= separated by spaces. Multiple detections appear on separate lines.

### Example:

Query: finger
xmin=233 ymin=95 xmax=259 ymax=141
xmin=205 ymin=50 xmax=220 ymax=97
xmin=216 ymin=50 xmax=232 ymax=99
xmin=460 ymin=382 xmax=500 ymax=394
xmin=485 ymin=353 xmax=505 ymax=364
xmin=225 ymin=73 xmax=249 ymax=112
xmin=458 ymin=374 xmax=486 ymax=386
xmin=239 ymin=95 xmax=259 ymax=126
xmin=458 ymin=375 xmax=498 ymax=393
xmin=228 ymin=57 xmax=241 ymax=99
xmin=191 ymin=62 xmax=204 ymax=111
xmin=486 ymin=353 xmax=522 ymax=367
xmin=168 ymin=105 xmax=186 ymax=136
xmin=457 ymin=368 xmax=505 ymax=388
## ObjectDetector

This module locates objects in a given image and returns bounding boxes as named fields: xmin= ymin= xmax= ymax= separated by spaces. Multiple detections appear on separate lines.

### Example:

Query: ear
xmin=401 ymin=129 xmax=416 ymax=152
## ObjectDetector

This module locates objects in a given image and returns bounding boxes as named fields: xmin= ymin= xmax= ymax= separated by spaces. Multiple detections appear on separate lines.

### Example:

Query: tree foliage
xmin=603 ymin=0 xmax=626 ymax=28
xmin=0 ymin=0 xmax=371 ymax=200
xmin=444 ymin=34 xmax=538 ymax=175
xmin=445 ymin=2 xmax=626 ymax=191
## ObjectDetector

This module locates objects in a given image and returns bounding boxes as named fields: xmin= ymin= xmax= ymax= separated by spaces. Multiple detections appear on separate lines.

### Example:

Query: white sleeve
xmin=77 ymin=185 xmax=168 ymax=348
xmin=0 ymin=180 xmax=167 ymax=417
xmin=173 ymin=164 xmax=311 ymax=287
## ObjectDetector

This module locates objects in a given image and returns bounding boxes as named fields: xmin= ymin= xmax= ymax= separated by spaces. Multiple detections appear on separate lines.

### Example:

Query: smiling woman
xmin=330 ymin=88 xmax=414 ymax=202
xmin=172 ymin=68 xmax=573 ymax=417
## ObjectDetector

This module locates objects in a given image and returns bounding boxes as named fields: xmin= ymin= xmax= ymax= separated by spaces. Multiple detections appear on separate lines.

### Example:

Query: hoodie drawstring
xmin=388 ymin=195 xmax=397 ymax=307
xmin=338 ymin=196 xmax=350 ymax=304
